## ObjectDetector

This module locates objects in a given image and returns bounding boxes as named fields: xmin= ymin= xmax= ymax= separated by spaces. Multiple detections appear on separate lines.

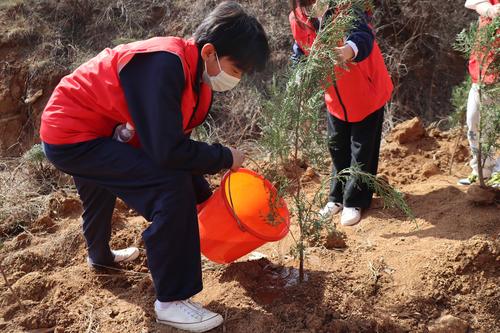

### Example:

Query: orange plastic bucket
xmin=198 ymin=168 xmax=290 ymax=264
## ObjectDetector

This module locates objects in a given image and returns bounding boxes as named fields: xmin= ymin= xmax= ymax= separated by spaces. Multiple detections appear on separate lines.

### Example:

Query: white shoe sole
xmin=341 ymin=218 xmax=361 ymax=226
xmin=113 ymin=247 xmax=140 ymax=263
xmin=156 ymin=314 xmax=223 ymax=332
xmin=340 ymin=210 xmax=362 ymax=226
xmin=457 ymin=180 xmax=472 ymax=186
xmin=86 ymin=257 xmax=115 ymax=270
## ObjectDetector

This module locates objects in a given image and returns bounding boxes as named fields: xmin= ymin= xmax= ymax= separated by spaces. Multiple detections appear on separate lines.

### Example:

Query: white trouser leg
xmin=494 ymin=158 xmax=500 ymax=173
xmin=466 ymin=83 xmax=495 ymax=178
xmin=466 ymin=84 xmax=481 ymax=175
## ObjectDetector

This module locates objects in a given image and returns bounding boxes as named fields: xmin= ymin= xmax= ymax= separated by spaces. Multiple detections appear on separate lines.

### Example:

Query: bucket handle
xmin=226 ymin=171 xmax=247 ymax=232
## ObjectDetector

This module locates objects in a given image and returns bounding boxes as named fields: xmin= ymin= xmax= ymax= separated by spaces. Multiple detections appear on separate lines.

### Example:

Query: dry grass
xmin=0 ymin=152 xmax=71 ymax=241
xmin=0 ymin=164 xmax=48 ymax=239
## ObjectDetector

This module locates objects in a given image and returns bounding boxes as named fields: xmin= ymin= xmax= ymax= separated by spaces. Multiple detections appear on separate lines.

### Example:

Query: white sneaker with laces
xmin=112 ymin=247 xmax=140 ymax=263
xmin=340 ymin=207 xmax=361 ymax=226
xmin=155 ymin=299 xmax=223 ymax=332
xmin=87 ymin=247 xmax=140 ymax=268
xmin=319 ymin=202 xmax=343 ymax=218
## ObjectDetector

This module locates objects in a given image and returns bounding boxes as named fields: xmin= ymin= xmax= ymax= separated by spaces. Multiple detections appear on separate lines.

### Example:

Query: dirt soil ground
xmin=1 ymin=120 xmax=499 ymax=333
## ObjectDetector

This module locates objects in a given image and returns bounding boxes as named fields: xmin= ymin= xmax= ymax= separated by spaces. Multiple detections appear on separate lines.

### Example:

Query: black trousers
xmin=43 ymin=138 xmax=212 ymax=302
xmin=327 ymin=107 xmax=384 ymax=208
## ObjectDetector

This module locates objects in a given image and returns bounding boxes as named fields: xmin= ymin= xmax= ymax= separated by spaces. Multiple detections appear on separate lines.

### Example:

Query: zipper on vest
xmin=186 ymin=89 xmax=213 ymax=132
xmin=186 ymin=52 xmax=206 ymax=131
xmin=333 ymin=84 xmax=348 ymax=122
xmin=199 ymin=93 xmax=214 ymax=128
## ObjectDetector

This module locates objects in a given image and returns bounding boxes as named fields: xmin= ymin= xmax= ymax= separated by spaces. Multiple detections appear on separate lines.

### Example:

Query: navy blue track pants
xmin=327 ymin=107 xmax=384 ymax=208
xmin=43 ymin=138 xmax=212 ymax=302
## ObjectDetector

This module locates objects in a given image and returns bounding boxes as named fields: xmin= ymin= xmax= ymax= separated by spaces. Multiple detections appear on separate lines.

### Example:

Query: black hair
xmin=290 ymin=0 xmax=316 ymax=12
xmin=193 ymin=1 xmax=270 ymax=73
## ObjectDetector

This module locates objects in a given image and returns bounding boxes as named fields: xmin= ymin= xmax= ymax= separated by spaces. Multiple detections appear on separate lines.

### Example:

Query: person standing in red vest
xmin=289 ymin=0 xmax=393 ymax=226
xmin=458 ymin=0 xmax=500 ymax=186
xmin=40 ymin=2 xmax=269 ymax=331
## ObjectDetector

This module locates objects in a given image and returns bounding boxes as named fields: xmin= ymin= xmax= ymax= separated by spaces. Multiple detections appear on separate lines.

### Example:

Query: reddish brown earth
xmin=1 ymin=121 xmax=499 ymax=333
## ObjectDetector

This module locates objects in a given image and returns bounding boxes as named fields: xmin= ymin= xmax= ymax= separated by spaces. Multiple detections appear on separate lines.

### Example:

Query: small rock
xmin=325 ymin=230 xmax=347 ymax=249
xmin=429 ymin=128 xmax=442 ymax=138
xmin=428 ymin=314 xmax=469 ymax=333
xmin=466 ymin=185 xmax=496 ymax=205
xmin=49 ymin=196 xmax=83 ymax=218
xmin=109 ymin=309 xmax=119 ymax=318
xmin=60 ymin=198 xmax=83 ymax=217
xmin=31 ymin=215 xmax=57 ymax=233
xmin=391 ymin=117 xmax=426 ymax=144
xmin=14 ymin=232 xmax=31 ymax=245
xmin=300 ymin=167 xmax=318 ymax=182
xmin=422 ymin=162 xmax=441 ymax=178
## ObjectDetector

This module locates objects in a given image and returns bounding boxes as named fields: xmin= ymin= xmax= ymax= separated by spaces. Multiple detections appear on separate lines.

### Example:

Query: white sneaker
xmin=340 ymin=207 xmax=361 ymax=226
xmin=457 ymin=174 xmax=477 ymax=186
xmin=155 ymin=299 xmax=223 ymax=332
xmin=112 ymin=247 xmax=140 ymax=263
xmin=319 ymin=202 xmax=343 ymax=218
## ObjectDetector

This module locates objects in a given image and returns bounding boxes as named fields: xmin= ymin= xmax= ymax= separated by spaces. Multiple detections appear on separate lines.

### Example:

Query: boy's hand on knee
xmin=229 ymin=148 xmax=245 ymax=171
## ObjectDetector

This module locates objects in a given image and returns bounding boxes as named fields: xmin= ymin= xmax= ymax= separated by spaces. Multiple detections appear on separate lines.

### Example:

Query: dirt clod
xmin=422 ymin=162 xmax=441 ymax=178
xmin=390 ymin=117 xmax=426 ymax=144
xmin=9 ymin=232 xmax=31 ymax=250
xmin=31 ymin=215 xmax=57 ymax=233
xmin=325 ymin=230 xmax=347 ymax=249
xmin=466 ymin=185 xmax=496 ymax=205
xmin=300 ymin=167 xmax=319 ymax=183
xmin=49 ymin=196 xmax=83 ymax=219
xmin=428 ymin=314 xmax=469 ymax=333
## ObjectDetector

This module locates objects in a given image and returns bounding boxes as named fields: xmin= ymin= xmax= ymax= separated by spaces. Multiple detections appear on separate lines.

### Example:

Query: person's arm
xmin=192 ymin=175 xmax=212 ymax=204
xmin=119 ymin=51 xmax=233 ymax=175
xmin=344 ymin=10 xmax=375 ymax=63
xmin=324 ymin=9 xmax=374 ymax=63
xmin=465 ymin=0 xmax=500 ymax=18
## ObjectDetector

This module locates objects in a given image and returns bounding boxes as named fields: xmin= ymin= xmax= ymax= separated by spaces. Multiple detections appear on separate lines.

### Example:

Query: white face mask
xmin=202 ymin=52 xmax=241 ymax=92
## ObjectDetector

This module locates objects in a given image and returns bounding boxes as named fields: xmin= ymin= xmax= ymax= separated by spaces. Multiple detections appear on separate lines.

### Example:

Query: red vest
xmin=469 ymin=0 xmax=499 ymax=84
xmin=40 ymin=37 xmax=212 ymax=145
xmin=289 ymin=9 xmax=393 ymax=122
